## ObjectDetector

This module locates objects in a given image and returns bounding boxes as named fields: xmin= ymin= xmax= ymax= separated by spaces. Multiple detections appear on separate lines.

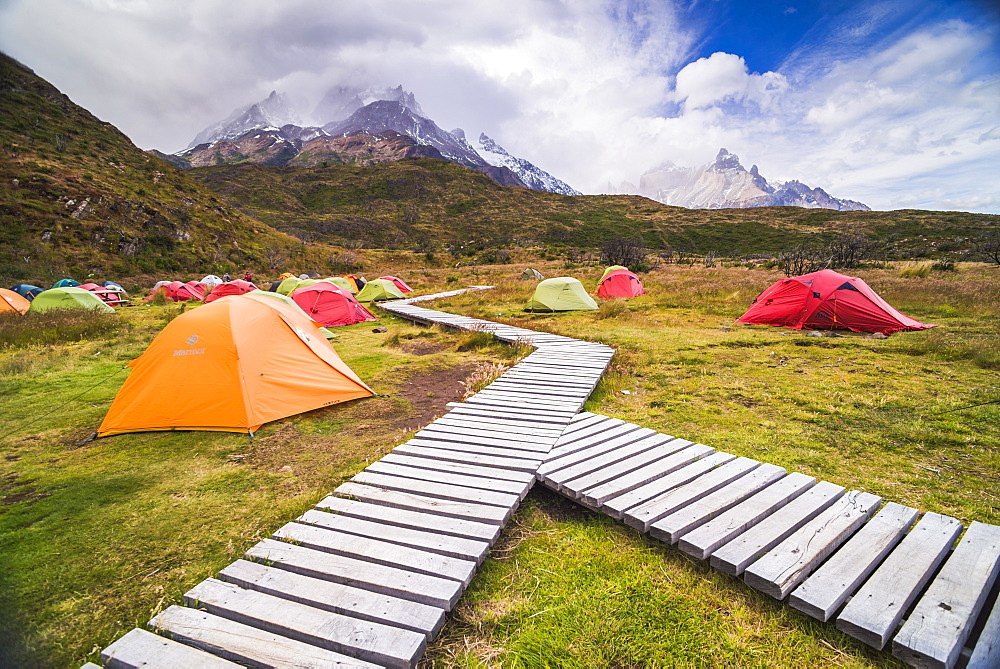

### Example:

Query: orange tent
xmin=98 ymin=292 xmax=374 ymax=437
xmin=0 ymin=287 xmax=31 ymax=315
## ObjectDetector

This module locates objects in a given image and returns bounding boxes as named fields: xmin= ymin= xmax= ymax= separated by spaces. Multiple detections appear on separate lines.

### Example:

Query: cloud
xmin=673 ymin=52 xmax=788 ymax=110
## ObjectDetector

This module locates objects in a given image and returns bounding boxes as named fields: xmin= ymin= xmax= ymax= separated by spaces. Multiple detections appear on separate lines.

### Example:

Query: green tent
xmin=276 ymin=277 xmax=302 ymax=295
xmin=600 ymin=265 xmax=628 ymax=280
xmin=525 ymin=277 xmax=599 ymax=312
xmin=356 ymin=278 xmax=406 ymax=302
xmin=250 ymin=290 xmax=337 ymax=339
xmin=29 ymin=287 xmax=115 ymax=314
xmin=324 ymin=276 xmax=357 ymax=294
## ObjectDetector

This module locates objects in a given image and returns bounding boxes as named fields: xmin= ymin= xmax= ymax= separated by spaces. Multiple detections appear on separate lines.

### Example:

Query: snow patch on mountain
xmin=474 ymin=133 xmax=581 ymax=196
xmin=187 ymin=91 xmax=302 ymax=150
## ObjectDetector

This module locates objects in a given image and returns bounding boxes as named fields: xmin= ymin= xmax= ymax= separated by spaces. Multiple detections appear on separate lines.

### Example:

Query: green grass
xmin=1 ymin=263 xmax=998 ymax=667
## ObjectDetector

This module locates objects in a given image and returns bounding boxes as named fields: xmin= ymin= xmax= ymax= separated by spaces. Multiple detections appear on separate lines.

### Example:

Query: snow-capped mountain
xmin=636 ymin=149 xmax=869 ymax=211
xmin=186 ymin=91 xmax=302 ymax=150
xmin=475 ymin=133 xmax=581 ymax=196
xmin=313 ymin=85 xmax=425 ymax=125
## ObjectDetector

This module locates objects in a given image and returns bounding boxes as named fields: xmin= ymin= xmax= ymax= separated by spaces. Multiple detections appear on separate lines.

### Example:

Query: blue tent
xmin=52 ymin=279 xmax=81 ymax=288
xmin=101 ymin=281 xmax=124 ymax=290
xmin=10 ymin=284 xmax=43 ymax=300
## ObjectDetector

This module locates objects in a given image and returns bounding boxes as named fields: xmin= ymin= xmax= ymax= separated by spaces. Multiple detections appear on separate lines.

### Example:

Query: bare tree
xmin=974 ymin=232 xmax=1000 ymax=266
xmin=601 ymin=236 xmax=648 ymax=269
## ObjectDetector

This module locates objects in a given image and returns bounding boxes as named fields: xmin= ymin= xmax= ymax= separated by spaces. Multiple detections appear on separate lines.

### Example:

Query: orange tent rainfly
xmin=736 ymin=269 xmax=936 ymax=335
xmin=98 ymin=293 xmax=374 ymax=437
xmin=204 ymin=279 xmax=257 ymax=303
xmin=597 ymin=269 xmax=646 ymax=299
xmin=0 ymin=287 xmax=31 ymax=314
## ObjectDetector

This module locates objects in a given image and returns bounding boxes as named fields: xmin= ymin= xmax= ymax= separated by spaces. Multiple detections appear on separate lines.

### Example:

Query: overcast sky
xmin=2 ymin=0 xmax=998 ymax=213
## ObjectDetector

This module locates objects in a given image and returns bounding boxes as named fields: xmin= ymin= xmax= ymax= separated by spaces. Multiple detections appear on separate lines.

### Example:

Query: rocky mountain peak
xmin=712 ymin=148 xmax=744 ymax=172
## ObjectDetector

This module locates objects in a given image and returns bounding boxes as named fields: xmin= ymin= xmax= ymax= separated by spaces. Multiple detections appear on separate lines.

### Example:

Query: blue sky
xmin=0 ymin=0 xmax=998 ymax=212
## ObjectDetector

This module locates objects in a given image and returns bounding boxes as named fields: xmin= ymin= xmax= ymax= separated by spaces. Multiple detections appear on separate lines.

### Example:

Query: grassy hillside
xmin=0 ymin=53 xmax=323 ymax=287
xmin=190 ymin=159 xmax=999 ymax=257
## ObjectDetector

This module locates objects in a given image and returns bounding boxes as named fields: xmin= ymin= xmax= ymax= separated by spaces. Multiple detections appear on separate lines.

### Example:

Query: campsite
xmin=1 ymin=258 xmax=997 ymax=667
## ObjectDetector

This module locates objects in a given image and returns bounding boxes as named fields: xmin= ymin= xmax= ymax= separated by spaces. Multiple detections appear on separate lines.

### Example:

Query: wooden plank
xmin=546 ymin=433 xmax=677 ymax=492
xmin=622 ymin=455 xmax=757 ymax=531
xmin=218 ymin=559 xmax=446 ymax=638
xmin=709 ymin=480 xmax=844 ymax=575
xmin=967 ymin=588 xmax=1000 ymax=668
xmin=153 ymin=606 xmax=384 ymax=666
xmin=391 ymin=442 xmax=541 ymax=473
xmin=418 ymin=422 xmax=555 ymax=446
xmin=184 ymin=578 xmax=426 ymax=668
xmin=444 ymin=403 xmax=577 ymax=423
xmin=364 ymin=460 xmax=533 ymax=498
xmin=245 ymin=538 xmax=463 ymax=610
xmin=538 ymin=427 xmax=660 ymax=481
xmin=892 ymin=521 xmax=1000 ymax=668
xmin=603 ymin=450 xmax=733 ymax=519
xmin=551 ymin=416 xmax=628 ymax=446
xmin=431 ymin=415 xmax=565 ymax=438
xmin=677 ymin=473 xmax=816 ymax=560
xmin=743 ymin=491 xmax=883 ymax=599
xmin=462 ymin=395 xmax=579 ymax=412
xmin=580 ymin=442 xmax=707 ymax=509
xmin=836 ymin=512 xmax=963 ymax=649
xmin=101 ymin=628 xmax=244 ymax=669
xmin=297 ymin=508 xmax=490 ymax=564
xmin=414 ymin=427 xmax=555 ymax=452
xmin=315 ymin=495 xmax=501 ymax=544
xmin=487 ymin=380 xmax=591 ymax=394
xmin=471 ymin=389 xmax=582 ymax=405
xmin=560 ymin=438 xmax=694 ymax=499
xmin=403 ymin=436 xmax=547 ymax=461
xmin=335 ymin=481 xmax=511 ymax=525
xmin=272 ymin=522 xmax=477 ymax=585
xmin=379 ymin=452 xmax=536 ymax=485
xmin=350 ymin=472 xmax=521 ymax=510
xmin=789 ymin=502 xmax=919 ymax=621
xmin=649 ymin=463 xmax=788 ymax=545
xmin=544 ymin=422 xmax=642 ymax=463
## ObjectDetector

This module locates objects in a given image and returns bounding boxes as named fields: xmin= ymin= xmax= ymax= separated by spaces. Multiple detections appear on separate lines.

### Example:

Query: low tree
xmin=974 ymin=232 xmax=1000 ymax=266
xmin=601 ymin=236 xmax=648 ymax=269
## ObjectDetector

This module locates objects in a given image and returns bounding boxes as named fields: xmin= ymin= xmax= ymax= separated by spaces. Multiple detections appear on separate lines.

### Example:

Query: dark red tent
xmin=597 ymin=269 xmax=646 ymax=299
xmin=79 ymin=282 xmax=129 ymax=305
xmin=291 ymin=282 xmax=378 ymax=327
xmin=204 ymin=279 xmax=257 ymax=304
xmin=737 ymin=269 xmax=936 ymax=335
xmin=376 ymin=276 xmax=414 ymax=293
xmin=145 ymin=281 xmax=204 ymax=303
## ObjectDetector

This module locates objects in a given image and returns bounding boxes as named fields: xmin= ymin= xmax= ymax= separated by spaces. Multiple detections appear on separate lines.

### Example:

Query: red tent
xmin=204 ymin=279 xmax=257 ymax=304
xmin=597 ymin=269 xmax=645 ymax=299
xmin=376 ymin=276 xmax=414 ymax=293
xmin=291 ymin=282 xmax=378 ymax=327
xmin=145 ymin=281 xmax=204 ymax=303
xmin=78 ymin=282 xmax=129 ymax=305
xmin=737 ymin=269 xmax=936 ymax=335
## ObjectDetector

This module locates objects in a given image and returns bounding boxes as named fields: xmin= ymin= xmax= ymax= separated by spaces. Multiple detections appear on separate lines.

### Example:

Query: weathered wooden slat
xmin=218 ymin=560 xmax=446 ymax=638
xmin=378 ymin=452 xmax=537 ymax=485
xmin=431 ymin=415 xmax=565 ymax=438
xmin=297 ymin=508 xmax=490 ymax=564
xmin=892 ymin=521 xmax=1000 ymax=668
xmin=462 ymin=395 xmax=580 ymax=413
xmin=444 ymin=403 xmax=577 ymax=423
xmin=789 ymin=502 xmax=919 ymax=621
xmin=391 ymin=442 xmax=541 ymax=473
xmin=546 ymin=434 xmax=677 ymax=492
xmin=649 ymin=463 xmax=788 ymax=545
xmin=315 ymin=495 xmax=501 ymax=544
xmin=624 ymin=457 xmax=761 ymax=532
xmin=336 ymin=481 xmax=512 ymax=525
xmin=419 ymin=421 xmax=556 ymax=445
xmin=967 ymin=587 xmax=1000 ymax=668
xmin=350 ymin=471 xmax=521 ymax=510
xmin=559 ymin=438 xmax=693 ymax=499
xmin=414 ymin=426 xmax=555 ymax=452
xmin=364 ymin=460 xmax=532 ymax=498
xmin=743 ymin=491 xmax=883 ymax=600
xmin=836 ymin=512 xmax=963 ymax=649
xmin=486 ymin=380 xmax=590 ymax=395
xmin=101 ymin=627 xmax=243 ymax=669
xmin=404 ymin=436 xmax=547 ymax=460
xmin=151 ymin=605 xmax=384 ymax=667
xmin=471 ymin=389 xmax=582 ymax=405
xmin=184 ymin=578 xmax=426 ymax=668
xmin=272 ymin=522 xmax=478 ymax=585
xmin=245 ymin=539 xmax=463 ymax=610
xmin=544 ymin=421 xmax=644 ymax=463
xmin=677 ymin=473 xmax=816 ymax=560
xmin=580 ymin=442 xmax=707 ymax=509
xmin=709 ymin=480 xmax=844 ymax=576
xmin=604 ymin=450 xmax=735 ymax=519
xmin=538 ymin=427 xmax=660 ymax=481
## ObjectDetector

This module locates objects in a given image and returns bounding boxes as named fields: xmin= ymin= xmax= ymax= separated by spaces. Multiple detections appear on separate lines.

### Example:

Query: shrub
xmin=597 ymin=299 xmax=630 ymax=320
xmin=900 ymin=264 xmax=931 ymax=278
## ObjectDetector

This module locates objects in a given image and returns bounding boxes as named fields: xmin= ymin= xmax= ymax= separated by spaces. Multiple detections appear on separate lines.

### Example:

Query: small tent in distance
xmin=376 ymin=276 xmax=414 ymax=293
xmin=204 ymin=279 xmax=257 ymax=303
xmin=29 ymin=287 xmax=115 ymax=314
xmin=520 ymin=268 xmax=544 ymax=280
xmin=356 ymin=278 xmax=406 ymax=302
xmin=97 ymin=293 xmax=373 ymax=437
xmin=600 ymin=265 xmax=628 ymax=280
xmin=525 ymin=277 xmax=599 ymax=312
xmin=11 ymin=284 xmax=43 ymax=300
xmin=597 ymin=269 xmax=645 ymax=299
xmin=737 ymin=269 xmax=936 ymax=335
xmin=145 ymin=281 xmax=204 ymax=303
xmin=291 ymin=282 xmax=378 ymax=327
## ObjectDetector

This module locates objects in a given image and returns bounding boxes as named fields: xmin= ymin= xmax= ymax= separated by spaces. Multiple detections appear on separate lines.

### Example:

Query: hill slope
xmin=0 ymin=53 xmax=308 ymax=285
xmin=190 ymin=159 xmax=999 ymax=257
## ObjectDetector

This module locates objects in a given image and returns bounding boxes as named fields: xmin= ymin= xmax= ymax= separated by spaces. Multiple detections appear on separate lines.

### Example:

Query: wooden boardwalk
xmin=539 ymin=413 xmax=1000 ymax=668
xmin=88 ymin=288 xmax=998 ymax=668
xmin=93 ymin=289 xmax=614 ymax=668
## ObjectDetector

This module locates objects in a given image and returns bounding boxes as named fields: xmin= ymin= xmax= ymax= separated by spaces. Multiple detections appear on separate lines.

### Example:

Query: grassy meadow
xmin=0 ymin=260 xmax=997 ymax=667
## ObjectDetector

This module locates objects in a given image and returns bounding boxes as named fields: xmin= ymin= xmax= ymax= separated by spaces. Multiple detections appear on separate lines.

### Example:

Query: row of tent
xmin=7 ymin=279 xmax=128 ymax=305
xmin=148 ymin=275 xmax=413 ymax=305
xmin=2 ymin=285 xmax=120 ymax=315
xmin=524 ymin=268 xmax=933 ymax=335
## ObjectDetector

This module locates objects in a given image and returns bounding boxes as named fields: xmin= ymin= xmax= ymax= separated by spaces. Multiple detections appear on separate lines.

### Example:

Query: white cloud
xmin=673 ymin=52 xmax=788 ymax=110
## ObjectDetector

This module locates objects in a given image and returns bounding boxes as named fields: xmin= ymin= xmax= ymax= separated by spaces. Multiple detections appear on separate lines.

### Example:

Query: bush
xmin=900 ymin=264 xmax=931 ymax=278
